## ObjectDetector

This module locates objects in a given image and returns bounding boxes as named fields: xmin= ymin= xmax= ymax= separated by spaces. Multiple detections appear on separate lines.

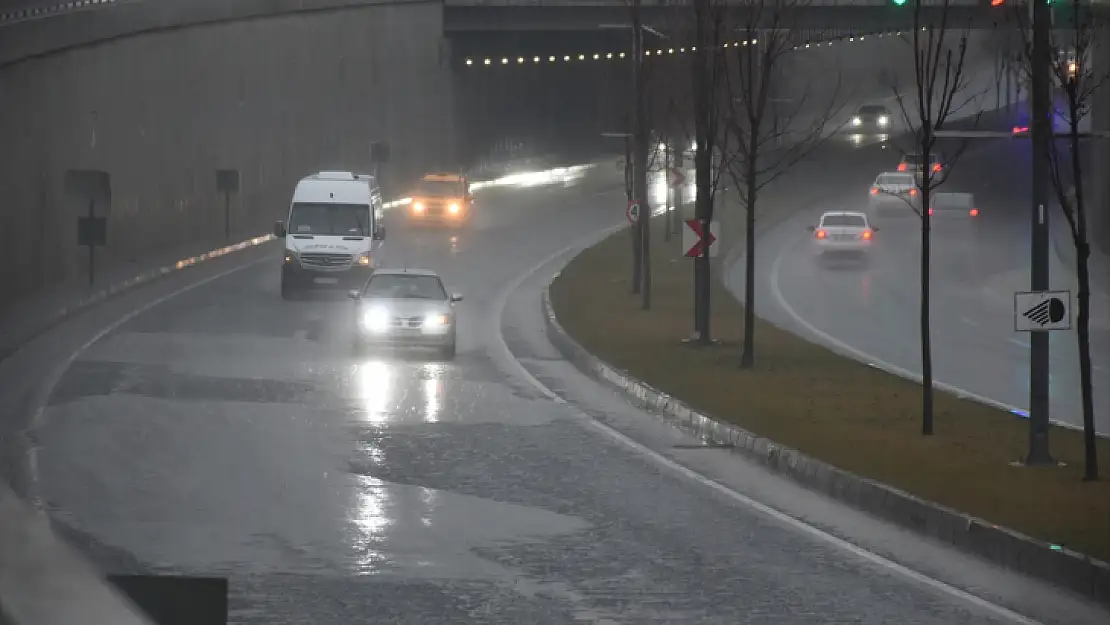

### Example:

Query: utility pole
xmin=631 ymin=0 xmax=652 ymax=310
xmin=663 ymin=140 xmax=672 ymax=241
xmin=1027 ymin=0 xmax=1055 ymax=465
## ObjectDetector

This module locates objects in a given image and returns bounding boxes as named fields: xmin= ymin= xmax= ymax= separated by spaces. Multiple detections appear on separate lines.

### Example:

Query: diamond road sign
xmin=1014 ymin=290 xmax=1072 ymax=332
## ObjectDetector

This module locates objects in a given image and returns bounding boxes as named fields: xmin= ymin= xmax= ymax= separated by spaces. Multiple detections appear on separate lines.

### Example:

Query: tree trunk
xmin=920 ymin=158 xmax=935 ymax=436
xmin=1070 ymin=112 xmax=1099 ymax=480
xmin=740 ymin=137 xmax=758 ymax=368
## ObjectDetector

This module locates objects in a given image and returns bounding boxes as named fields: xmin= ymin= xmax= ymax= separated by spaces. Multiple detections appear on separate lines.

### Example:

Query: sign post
xmin=66 ymin=170 xmax=111 ymax=287
xmin=216 ymin=169 xmax=239 ymax=241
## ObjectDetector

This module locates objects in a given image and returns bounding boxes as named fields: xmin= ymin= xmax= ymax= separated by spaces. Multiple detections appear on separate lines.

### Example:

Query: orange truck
xmin=407 ymin=173 xmax=473 ymax=227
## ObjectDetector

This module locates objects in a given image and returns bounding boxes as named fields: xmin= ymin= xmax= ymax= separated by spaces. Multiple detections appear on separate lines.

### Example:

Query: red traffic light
xmin=991 ymin=0 xmax=1004 ymax=5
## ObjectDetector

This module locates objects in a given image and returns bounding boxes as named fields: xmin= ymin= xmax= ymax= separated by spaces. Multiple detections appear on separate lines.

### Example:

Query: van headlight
xmin=361 ymin=307 xmax=390 ymax=332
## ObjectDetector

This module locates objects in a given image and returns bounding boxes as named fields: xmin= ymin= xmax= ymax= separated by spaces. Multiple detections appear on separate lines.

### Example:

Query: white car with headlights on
xmin=849 ymin=104 xmax=893 ymax=133
xmin=807 ymin=211 xmax=877 ymax=258
xmin=348 ymin=268 xmax=461 ymax=359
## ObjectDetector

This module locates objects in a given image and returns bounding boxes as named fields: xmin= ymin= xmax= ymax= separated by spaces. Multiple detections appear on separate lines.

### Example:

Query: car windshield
xmin=879 ymin=174 xmax=914 ymax=186
xmin=416 ymin=180 xmax=465 ymax=196
xmin=821 ymin=214 xmax=868 ymax=227
xmin=362 ymin=273 xmax=447 ymax=300
xmin=288 ymin=203 xmax=370 ymax=236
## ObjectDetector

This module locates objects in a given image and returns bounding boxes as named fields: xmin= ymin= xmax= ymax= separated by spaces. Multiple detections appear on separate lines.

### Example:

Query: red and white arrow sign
xmin=683 ymin=218 xmax=719 ymax=258
xmin=668 ymin=167 xmax=686 ymax=189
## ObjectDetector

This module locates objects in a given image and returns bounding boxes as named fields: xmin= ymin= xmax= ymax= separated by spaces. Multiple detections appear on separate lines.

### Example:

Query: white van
xmin=274 ymin=171 xmax=386 ymax=300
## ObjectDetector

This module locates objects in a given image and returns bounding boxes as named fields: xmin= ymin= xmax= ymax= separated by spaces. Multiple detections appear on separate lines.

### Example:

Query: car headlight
xmin=424 ymin=313 xmax=450 ymax=327
xmin=851 ymin=116 xmax=861 ymax=126
xmin=877 ymin=115 xmax=889 ymax=126
xmin=361 ymin=307 xmax=390 ymax=332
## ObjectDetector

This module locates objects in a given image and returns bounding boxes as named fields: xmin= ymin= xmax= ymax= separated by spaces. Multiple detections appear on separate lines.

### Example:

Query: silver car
xmin=348 ymin=268 xmax=461 ymax=359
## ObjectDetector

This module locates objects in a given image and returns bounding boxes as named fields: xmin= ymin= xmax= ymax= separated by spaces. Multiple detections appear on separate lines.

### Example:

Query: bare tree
xmin=886 ymin=0 xmax=981 ymax=436
xmin=1011 ymin=1 xmax=1106 ymax=480
xmin=725 ymin=0 xmax=845 ymax=368
xmin=687 ymin=0 xmax=731 ymax=343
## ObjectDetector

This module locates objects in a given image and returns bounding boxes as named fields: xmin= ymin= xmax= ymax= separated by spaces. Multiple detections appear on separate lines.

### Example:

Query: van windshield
xmin=288 ymin=203 xmax=370 ymax=236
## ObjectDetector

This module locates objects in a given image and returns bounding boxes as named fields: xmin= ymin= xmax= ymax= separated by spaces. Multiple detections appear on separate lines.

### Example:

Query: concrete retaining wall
xmin=0 ymin=0 xmax=453 ymax=305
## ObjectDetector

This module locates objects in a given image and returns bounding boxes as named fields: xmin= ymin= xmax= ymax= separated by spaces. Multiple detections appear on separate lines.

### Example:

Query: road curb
xmin=540 ymin=282 xmax=1110 ymax=607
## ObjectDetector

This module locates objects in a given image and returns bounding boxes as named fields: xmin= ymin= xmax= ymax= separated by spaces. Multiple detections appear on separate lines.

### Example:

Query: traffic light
xmin=892 ymin=0 xmax=906 ymax=5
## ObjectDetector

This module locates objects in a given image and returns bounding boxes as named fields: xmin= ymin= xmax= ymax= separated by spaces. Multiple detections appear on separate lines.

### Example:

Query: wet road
xmin=737 ymin=129 xmax=1110 ymax=435
xmin=25 ymin=160 xmax=1106 ymax=623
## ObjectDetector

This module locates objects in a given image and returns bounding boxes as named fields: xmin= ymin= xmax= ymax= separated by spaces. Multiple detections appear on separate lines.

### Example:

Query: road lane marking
xmin=1008 ymin=337 xmax=1031 ymax=349
xmin=494 ymin=231 xmax=1044 ymax=625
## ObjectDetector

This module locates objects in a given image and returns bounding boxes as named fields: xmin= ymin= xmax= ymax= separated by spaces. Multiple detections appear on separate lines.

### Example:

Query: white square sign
xmin=1014 ymin=290 xmax=1072 ymax=332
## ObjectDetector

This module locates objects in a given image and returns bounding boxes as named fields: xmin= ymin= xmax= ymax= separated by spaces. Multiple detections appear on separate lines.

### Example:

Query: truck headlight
xmin=361 ymin=307 xmax=390 ymax=332
xmin=357 ymin=253 xmax=372 ymax=267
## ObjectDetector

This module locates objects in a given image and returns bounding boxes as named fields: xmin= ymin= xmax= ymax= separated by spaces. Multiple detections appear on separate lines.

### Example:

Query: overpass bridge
xmin=442 ymin=0 xmax=1091 ymax=32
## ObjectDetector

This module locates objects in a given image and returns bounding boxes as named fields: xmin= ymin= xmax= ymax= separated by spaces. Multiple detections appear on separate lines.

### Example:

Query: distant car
xmin=850 ymin=104 xmax=893 ymax=132
xmin=928 ymin=192 xmax=980 ymax=218
xmin=897 ymin=151 xmax=946 ymax=179
xmin=807 ymin=211 xmax=877 ymax=257
xmin=869 ymin=172 xmax=919 ymax=216
xmin=407 ymin=173 xmax=473 ymax=227
xmin=348 ymin=268 xmax=462 ymax=359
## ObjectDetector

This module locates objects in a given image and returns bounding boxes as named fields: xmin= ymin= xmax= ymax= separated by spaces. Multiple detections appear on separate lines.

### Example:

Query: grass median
xmin=551 ymin=216 xmax=1110 ymax=562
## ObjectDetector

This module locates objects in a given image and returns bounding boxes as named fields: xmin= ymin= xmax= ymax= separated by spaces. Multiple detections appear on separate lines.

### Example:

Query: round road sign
xmin=626 ymin=201 xmax=641 ymax=224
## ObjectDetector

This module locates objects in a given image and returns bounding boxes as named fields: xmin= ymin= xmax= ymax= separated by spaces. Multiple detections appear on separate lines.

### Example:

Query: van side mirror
xmin=347 ymin=289 xmax=361 ymax=300
xmin=373 ymin=225 xmax=386 ymax=241
xmin=273 ymin=221 xmax=286 ymax=238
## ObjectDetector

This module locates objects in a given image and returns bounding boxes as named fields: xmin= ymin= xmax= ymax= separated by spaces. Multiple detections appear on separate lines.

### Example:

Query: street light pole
xmin=1027 ymin=0 xmax=1055 ymax=465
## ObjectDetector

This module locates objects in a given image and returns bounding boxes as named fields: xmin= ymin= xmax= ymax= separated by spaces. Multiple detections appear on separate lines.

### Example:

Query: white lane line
xmin=1008 ymin=337 xmax=1031 ymax=349
xmin=960 ymin=317 xmax=979 ymax=327
xmin=493 ymin=231 xmax=1043 ymax=625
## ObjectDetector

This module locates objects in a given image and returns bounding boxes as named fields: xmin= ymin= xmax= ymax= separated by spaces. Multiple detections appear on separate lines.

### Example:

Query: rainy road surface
xmin=23 ymin=156 xmax=1110 ymax=625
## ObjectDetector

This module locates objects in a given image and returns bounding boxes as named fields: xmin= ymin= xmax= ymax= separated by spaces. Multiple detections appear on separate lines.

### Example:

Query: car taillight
xmin=933 ymin=163 xmax=942 ymax=172
xmin=870 ymin=187 xmax=878 ymax=195
xmin=862 ymin=230 xmax=872 ymax=240
xmin=897 ymin=163 xmax=907 ymax=171
xmin=909 ymin=189 xmax=917 ymax=197
xmin=928 ymin=208 xmax=935 ymax=215
xmin=816 ymin=229 xmax=827 ymax=239
xmin=970 ymin=208 xmax=979 ymax=216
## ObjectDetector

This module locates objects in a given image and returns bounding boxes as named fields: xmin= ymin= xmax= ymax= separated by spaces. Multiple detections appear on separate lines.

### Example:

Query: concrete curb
xmin=540 ymin=284 xmax=1110 ymax=606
